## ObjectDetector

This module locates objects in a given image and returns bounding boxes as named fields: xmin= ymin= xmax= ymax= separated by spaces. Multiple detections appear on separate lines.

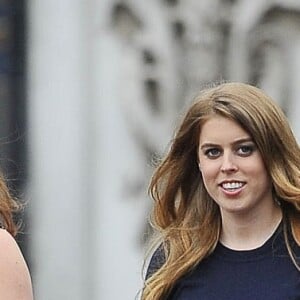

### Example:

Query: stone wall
xmin=28 ymin=1 xmax=300 ymax=299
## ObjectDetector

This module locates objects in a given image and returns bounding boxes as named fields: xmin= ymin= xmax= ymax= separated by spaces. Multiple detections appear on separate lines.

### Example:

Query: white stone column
xmin=27 ymin=1 xmax=92 ymax=299
xmin=90 ymin=2 xmax=148 ymax=299
xmin=90 ymin=34 xmax=147 ymax=300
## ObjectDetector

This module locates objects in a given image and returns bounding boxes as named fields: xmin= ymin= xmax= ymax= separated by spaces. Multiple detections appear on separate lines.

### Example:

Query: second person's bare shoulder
xmin=0 ymin=228 xmax=34 ymax=300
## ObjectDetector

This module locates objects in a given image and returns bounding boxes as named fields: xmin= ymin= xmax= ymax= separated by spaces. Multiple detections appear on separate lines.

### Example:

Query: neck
xmin=219 ymin=204 xmax=282 ymax=250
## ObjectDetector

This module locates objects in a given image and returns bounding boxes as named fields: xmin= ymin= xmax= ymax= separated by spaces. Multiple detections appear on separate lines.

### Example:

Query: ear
xmin=198 ymin=163 xmax=201 ymax=172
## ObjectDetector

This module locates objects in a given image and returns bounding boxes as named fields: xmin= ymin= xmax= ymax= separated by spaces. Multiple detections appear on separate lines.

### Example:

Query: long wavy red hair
xmin=0 ymin=172 xmax=22 ymax=237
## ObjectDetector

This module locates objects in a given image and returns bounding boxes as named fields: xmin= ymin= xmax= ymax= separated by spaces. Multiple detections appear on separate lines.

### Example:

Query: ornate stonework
xmin=29 ymin=1 xmax=300 ymax=300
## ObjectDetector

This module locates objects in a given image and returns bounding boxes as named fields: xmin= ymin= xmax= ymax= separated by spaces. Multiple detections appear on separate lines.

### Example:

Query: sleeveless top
xmin=146 ymin=222 xmax=300 ymax=300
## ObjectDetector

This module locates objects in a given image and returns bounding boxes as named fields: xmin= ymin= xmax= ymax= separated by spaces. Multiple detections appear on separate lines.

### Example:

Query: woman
xmin=142 ymin=82 xmax=300 ymax=300
xmin=0 ymin=174 xmax=33 ymax=299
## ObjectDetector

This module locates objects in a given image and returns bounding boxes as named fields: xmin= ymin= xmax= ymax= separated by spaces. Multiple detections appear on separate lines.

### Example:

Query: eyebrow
xmin=200 ymin=138 xmax=254 ymax=150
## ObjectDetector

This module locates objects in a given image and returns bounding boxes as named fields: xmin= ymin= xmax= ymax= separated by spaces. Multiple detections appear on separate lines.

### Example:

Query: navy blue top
xmin=147 ymin=223 xmax=300 ymax=300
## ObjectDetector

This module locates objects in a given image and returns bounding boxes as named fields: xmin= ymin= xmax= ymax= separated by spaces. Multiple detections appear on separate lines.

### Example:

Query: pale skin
xmin=0 ymin=229 xmax=33 ymax=300
xmin=198 ymin=116 xmax=282 ymax=251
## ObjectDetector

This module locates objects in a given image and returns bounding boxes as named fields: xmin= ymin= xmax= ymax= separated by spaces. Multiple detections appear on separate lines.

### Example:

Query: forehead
xmin=199 ymin=116 xmax=251 ymax=144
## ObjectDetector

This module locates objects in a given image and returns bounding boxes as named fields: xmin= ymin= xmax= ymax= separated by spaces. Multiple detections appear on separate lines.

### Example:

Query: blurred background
xmin=2 ymin=0 xmax=300 ymax=299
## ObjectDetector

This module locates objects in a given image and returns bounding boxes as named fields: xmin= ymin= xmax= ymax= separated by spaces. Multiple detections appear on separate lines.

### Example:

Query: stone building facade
xmin=27 ymin=1 xmax=300 ymax=299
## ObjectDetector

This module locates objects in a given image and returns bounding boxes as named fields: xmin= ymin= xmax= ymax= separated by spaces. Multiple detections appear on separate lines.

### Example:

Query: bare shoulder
xmin=0 ymin=229 xmax=33 ymax=300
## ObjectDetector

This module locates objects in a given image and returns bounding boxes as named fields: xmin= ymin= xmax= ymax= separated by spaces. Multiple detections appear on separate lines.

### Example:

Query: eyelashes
xmin=203 ymin=144 xmax=256 ymax=159
xmin=236 ymin=145 xmax=255 ymax=156
xmin=204 ymin=148 xmax=221 ymax=158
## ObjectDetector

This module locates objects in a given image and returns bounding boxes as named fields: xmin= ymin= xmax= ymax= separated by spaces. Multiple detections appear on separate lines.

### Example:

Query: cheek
xmin=200 ymin=161 xmax=219 ymax=183
xmin=244 ymin=156 xmax=267 ymax=176
xmin=200 ymin=164 xmax=220 ymax=200
xmin=251 ymin=163 xmax=271 ymax=186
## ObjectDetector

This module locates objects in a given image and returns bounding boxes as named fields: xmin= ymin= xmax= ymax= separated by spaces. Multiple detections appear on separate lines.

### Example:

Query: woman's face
xmin=197 ymin=115 xmax=273 ymax=219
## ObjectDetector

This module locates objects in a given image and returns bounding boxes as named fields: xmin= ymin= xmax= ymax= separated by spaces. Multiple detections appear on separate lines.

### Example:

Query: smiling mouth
xmin=220 ymin=182 xmax=245 ymax=191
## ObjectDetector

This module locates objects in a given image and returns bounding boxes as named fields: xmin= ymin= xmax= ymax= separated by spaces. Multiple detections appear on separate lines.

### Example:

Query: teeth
xmin=222 ymin=182 xmax=244 ymax=189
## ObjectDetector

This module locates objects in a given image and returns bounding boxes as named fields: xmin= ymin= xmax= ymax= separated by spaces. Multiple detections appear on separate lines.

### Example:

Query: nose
xmin=220 ymin=153 xmax=238 ymax=173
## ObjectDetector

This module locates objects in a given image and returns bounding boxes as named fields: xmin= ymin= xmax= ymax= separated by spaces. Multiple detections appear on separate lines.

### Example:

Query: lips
xmin=219 ymin=180 xmax=246 ymax=194
xmin=221 ymin=182 xmax=245 ymax=190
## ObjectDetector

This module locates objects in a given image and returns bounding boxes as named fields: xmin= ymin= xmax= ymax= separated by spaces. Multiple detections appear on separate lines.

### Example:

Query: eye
xmin=204 ymin=148 xmax=221 ymax=158
xmin=236 ymin=144 xmax=255 ymax=156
